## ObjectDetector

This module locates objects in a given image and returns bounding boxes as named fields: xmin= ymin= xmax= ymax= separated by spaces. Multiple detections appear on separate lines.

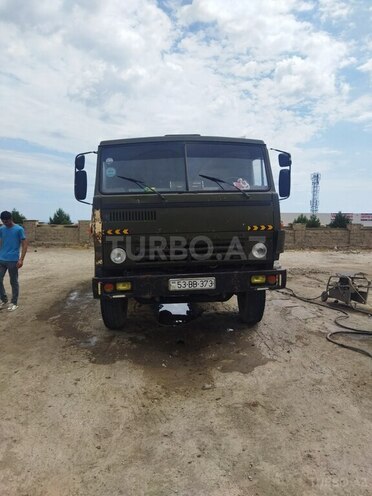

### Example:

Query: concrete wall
xmin=23 ymin=220 xmax=92 ymax=246
xmin=281 ymin=212 xmax=372 ymax=227
xmin=285 ymin=223 xmax=372 ymax=249
xmin=21 ymin=220 xmax=372 ymax=249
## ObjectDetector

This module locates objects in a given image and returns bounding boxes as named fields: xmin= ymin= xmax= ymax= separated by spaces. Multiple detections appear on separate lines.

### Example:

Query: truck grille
xmin=104 ymin=210 xmax=157 ymax=222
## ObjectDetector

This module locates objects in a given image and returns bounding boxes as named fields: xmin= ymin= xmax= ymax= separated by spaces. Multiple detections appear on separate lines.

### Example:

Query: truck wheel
xmin=100 ymin=298 xmax=128 ymax=330
xmin=237 ymin=290 xmax=266 ymax=325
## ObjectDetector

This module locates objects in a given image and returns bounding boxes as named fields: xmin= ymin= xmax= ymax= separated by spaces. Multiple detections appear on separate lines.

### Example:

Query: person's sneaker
xmin=8 ymin=304 xmax=18 ymax=312
xmin=0 ymin=301 xmax=8 ymax=309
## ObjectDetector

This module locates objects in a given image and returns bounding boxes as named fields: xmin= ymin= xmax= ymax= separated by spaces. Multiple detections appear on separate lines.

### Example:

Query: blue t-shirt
xmin=0 ymin=225 xmax=26 ymax=262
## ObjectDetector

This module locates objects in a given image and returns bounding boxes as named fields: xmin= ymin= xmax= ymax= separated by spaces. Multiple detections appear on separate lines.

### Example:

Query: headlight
xmin=251 ymin=242 xmax=267 ymax=259
xmin=110 ymin=248 xmax=126 ymax=264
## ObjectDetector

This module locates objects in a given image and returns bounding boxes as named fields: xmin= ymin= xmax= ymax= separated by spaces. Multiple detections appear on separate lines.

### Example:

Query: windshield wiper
xmin=199 ymin=174 xmax=250 ymax=198
xmin=117 ymin=175 xmax=166 ymax=201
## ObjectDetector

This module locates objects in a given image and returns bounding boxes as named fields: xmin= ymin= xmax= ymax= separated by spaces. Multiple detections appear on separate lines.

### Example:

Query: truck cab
xmin=74 ymin=135 xmax=291 ymax=330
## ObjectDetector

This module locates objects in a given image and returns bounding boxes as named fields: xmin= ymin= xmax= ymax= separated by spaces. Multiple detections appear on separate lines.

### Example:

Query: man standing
xmin=0 ymin=211 xmax=28 ymax=311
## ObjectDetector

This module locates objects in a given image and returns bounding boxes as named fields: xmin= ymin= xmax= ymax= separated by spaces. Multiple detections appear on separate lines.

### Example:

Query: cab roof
xmin=99 ymin=135 xmax=265 ymax=147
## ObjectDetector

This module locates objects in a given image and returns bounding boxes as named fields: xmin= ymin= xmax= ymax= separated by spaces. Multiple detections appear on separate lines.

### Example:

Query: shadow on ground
xmin=38 ymin=282 xmax=270 ymax=389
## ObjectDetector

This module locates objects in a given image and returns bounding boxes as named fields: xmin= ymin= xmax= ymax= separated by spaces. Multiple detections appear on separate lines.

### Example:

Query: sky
xmin=0 ymin=0 xmax=371 ymax=222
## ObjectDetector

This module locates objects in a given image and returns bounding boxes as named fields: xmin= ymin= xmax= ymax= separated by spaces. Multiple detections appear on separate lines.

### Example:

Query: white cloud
xmin=317 ymin=0 xmax=352 ymax=21
xmin=0 ymin=0 xmax=360 ymax=153
xmin=358 ymin=59 xmax=372 ymax=74
xmin=0 ymin=149 xmax=72 ymax=191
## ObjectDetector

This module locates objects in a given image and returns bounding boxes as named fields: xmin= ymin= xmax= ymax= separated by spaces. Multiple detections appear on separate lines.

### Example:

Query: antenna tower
xmin=310 ymin=172 xmax=321 ymax=215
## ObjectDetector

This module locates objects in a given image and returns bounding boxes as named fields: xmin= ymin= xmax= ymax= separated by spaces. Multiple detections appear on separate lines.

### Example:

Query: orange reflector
xmin=251 ymin=275 xmax=266 ymax=284
xmin=103 ymin=283 xmax=114 ymax=293
xmin=267 ymin=275 xmax=277 ymax=285
xmin=116 ymin=282 xmax=132 ymax=291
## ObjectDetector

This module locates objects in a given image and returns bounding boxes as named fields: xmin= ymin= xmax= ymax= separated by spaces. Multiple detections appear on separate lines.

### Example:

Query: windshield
xmin=100 ymin=141 xmax=269 ymax=194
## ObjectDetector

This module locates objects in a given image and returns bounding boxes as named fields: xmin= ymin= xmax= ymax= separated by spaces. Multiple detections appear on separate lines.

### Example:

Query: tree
xmin=306 ymin=214 xmax=321 ymax=228
xmin=11 ymin=208 xmax=26 ymax=225
xmin=293 ymin=214 xmax=308 ymax=224
xmin=49 ymin=208 xmax=73 ymax=225
xmin=328 ymin=211 xmax=350 ymax=228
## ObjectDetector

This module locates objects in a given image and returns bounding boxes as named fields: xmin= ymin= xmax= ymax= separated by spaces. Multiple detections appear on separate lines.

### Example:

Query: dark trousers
xmin=0 ymin=261 xmax=19 ymax=305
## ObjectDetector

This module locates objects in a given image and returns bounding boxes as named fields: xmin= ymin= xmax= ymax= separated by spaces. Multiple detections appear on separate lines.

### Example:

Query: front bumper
xmin=93 ymin=268 xmax=286 ymax=301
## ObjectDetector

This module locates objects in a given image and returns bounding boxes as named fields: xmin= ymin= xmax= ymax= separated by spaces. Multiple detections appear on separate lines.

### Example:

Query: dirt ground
xmin=0 ymin=247 xmax=371 ymax=496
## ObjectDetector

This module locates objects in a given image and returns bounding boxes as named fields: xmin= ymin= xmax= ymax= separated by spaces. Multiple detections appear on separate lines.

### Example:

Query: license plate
xmin=168 ymin=277 xmax=216 ymax=291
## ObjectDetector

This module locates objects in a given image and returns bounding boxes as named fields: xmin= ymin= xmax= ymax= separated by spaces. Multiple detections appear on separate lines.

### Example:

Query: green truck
xmin=74 ymin=135 xmax=291 ymax=330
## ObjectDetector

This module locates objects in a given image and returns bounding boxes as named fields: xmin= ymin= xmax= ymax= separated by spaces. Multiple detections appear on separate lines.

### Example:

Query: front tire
xmin=100 ymin=298 xmax=128 ymax=330
xmin=237 ymin=290 xmax=266 ymax=325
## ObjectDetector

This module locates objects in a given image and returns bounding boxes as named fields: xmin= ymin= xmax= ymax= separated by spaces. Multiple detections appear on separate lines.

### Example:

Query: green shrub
xmin=11 ymin=208 xmax=26 ymax=225
xmin=293 ymin=214 xmax=308 ymax=224
xmin=328 ymin=211 xmax=350 ymax=228
xmin=306 ymin=214 xmax=321 ymax=228
xmin=49 ymin=208 xmax=73 ymax=225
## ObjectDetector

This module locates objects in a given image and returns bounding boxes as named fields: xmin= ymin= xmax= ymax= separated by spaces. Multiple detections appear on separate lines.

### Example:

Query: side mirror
xmin=279 ymin=169 xmax=290 ymax=198
xmin=75 ymin=170 xmax=87 ymax=200
xmin=75 ymin=154 xmax=85 ymax=170
xmin=279 ymin=153 xmax=291 ymax=167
